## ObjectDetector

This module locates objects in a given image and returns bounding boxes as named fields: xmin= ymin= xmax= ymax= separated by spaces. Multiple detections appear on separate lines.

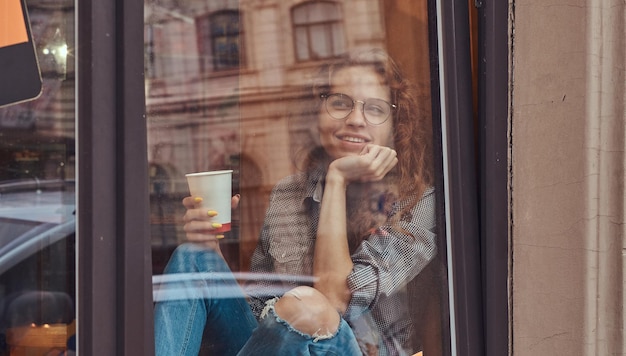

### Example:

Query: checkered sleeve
xmin=344 ymin=187 xmax=437 ymax=320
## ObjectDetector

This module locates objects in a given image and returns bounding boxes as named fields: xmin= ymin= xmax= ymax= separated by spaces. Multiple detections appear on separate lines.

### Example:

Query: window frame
xmin=432 ymin=0 xmax=510 ymax=354
xmin=75 ymin=0 xmax=509 ymax=354
xmin=77 ymin=0 xmax=153 ymax=354
xmin=476 ymin=0 xmax=510 ymax=354
xmin=431 ymin=0 xmax=484 ymax=353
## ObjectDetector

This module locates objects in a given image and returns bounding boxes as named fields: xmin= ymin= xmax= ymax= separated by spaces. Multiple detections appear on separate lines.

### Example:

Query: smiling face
xmin=318 ymin=66 xmax=395 ymax=160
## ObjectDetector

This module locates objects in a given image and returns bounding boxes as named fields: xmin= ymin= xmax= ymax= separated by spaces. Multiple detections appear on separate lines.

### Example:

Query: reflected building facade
xmin=145 ymin=0 xmax=391 ymax=270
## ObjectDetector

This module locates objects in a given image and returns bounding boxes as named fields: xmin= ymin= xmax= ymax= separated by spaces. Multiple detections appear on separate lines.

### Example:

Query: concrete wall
xmin=511 ymin=0 xmax=625 ymax=354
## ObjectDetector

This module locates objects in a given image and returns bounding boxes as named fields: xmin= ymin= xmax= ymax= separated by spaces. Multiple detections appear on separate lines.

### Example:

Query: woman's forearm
xmin=313 ymin=169 xmax=354 ymax=313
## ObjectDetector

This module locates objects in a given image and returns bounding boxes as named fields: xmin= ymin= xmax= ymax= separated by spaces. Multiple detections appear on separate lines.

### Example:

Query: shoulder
xmin=266 ymin=172 xmax=313 ymax=206
xmin=417 ymin=186 xmax=435 ymax=208
xmin=413 ymin=186 xmax=436 ymax=221
xmin=396 ymin=186 xmax=435 ymax=214
xmin=270 ymin=169 xmax=323 ymax=198
xmin=271 ymin=172 xmax=307 ymax=194
xmin=395 ymin=186 xmax=436 ymax=231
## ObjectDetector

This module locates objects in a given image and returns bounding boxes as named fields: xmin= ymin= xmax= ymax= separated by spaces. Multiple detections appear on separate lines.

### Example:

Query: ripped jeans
xmin=153 ymin=243 xmax=362 ymax=356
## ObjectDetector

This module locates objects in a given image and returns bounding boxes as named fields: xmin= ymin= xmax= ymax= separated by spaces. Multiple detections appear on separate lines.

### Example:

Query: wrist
xmin=325 ymin=164 xmax=348 ymax=188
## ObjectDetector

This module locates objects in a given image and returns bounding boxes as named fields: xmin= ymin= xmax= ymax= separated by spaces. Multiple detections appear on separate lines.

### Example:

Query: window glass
xmin=146 ymin=1 xmax=451 ymax=355
xmin=0 ymin=0 xmax=76 ymax=354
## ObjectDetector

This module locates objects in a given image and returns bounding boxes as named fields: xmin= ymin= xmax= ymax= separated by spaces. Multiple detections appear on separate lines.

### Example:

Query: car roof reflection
xmin=152 ymin=272 xmax=317 ymax=302
xmin=0 ymin=179 xmax=75 ymax=274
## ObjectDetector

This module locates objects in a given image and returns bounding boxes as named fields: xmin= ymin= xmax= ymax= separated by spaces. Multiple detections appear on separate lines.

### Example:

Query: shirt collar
xmin=305 ymin=165 xmax=326 ymax=203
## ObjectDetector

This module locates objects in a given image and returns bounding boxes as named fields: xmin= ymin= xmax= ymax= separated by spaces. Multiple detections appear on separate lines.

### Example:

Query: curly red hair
xmin=312 ymin=49 xmax=434 ymax=203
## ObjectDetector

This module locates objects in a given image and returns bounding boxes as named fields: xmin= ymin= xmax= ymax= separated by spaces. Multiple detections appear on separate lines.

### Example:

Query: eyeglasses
xmin=320 ymin=93 xmax=396 ymax=125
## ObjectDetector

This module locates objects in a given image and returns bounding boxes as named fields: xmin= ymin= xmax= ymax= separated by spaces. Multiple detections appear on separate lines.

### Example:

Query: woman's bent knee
xmin=274 ymin=286 xmax=340 ymax=337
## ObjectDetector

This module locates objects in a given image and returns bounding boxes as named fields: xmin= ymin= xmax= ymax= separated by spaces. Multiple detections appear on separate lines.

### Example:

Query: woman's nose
xmin=345 ymin=101 xmax=367 ymax=126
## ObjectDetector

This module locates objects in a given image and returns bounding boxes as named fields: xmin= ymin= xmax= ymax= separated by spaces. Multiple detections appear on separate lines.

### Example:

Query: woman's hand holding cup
xmin=183 ymin=169 xmax=236 ymax=250
xmin=182 ymin=195 xmax=240 ymax=250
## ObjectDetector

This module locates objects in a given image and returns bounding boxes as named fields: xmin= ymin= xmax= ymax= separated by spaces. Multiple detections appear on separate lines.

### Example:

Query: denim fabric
xmin=238 ymin=303 xmax=362 ymax=356
xmin=154 ymin=243 xmax=363 ymax=356
xmin=154 ymin=244 xmax=258 ymax=356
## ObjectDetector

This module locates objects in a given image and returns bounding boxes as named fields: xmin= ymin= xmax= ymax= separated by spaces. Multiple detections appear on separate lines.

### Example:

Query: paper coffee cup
xmin=185 ymin=170 xmax=233 ymax=233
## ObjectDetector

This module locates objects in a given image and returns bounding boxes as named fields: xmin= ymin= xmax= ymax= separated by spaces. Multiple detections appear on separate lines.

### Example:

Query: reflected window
xmin=144 ymin=21 xmax=195 ymax=81
xmin=197 ymin=10 xmax=243 ymax=71
xmin=292 ymin=1 xmax=346 ymax=61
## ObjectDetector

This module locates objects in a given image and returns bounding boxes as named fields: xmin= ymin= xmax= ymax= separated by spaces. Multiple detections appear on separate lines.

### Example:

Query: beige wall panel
xmin=513 ymin=245 xmax=586 ymax=355
xmin=512 ymin=0 xmax=625 ymax=355
xmin=513 ymin=0 xmax=587 ymax=354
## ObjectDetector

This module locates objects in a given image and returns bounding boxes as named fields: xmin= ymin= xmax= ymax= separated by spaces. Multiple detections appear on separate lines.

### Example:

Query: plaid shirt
xmin=245 ymin=166 xmax=437 ymax=355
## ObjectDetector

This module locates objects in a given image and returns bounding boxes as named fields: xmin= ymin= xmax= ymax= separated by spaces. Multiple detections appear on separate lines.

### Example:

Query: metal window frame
xmin=432 ymin=0 xmax=484 ymax=354
xmin=77 ymin=0 xmax=154 ymax=354
xmin=433 ymin=0 xmax=509 ymax=355
xmin=477 ymin=0 xmax=510 ymax=355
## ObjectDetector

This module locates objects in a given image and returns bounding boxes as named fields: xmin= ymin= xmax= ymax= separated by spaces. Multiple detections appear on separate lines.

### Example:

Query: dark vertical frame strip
xmin=77 ymin=0 xmax=117 ymax=352
xmin=478 ymin=0 xmax=510 ymax=355
xmin=117 ymin=0 xmax=154 ymax=354
xmin=77 ymin=0 xmax=153 ymax=354
xmin=436 ymin=0 xmax=485 ymax=355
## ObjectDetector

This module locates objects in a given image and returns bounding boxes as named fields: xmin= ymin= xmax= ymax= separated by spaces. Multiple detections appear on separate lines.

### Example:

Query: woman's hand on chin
xmin=327 ymin=144 xmax=398 ymax=184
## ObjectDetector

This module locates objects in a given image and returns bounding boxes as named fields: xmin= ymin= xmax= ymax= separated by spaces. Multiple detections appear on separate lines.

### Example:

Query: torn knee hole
xmin=272 ymin=287 xmax=340 ymax=337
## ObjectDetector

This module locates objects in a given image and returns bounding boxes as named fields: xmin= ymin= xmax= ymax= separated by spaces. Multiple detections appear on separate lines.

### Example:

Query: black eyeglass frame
xmin=319 ymin=93 xmax=397 ymax=126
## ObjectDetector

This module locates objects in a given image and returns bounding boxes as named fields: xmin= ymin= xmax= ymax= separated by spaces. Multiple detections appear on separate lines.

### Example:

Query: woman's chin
xmin=337 ymin=143 xmax=368 ymax=156
xmin=329 ymin=149 xmax=361 ymax=159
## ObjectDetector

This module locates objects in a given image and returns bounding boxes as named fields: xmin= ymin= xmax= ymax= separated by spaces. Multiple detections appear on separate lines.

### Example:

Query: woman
xmin=154 ymin=49 xmax=437 ymax=356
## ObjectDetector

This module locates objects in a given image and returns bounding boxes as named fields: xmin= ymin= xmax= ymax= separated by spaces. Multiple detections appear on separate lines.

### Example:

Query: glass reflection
xmin=146 ymin=1 xmax=448 ymax=355
xmin=0 ymin=0 xmax=76 ymax=355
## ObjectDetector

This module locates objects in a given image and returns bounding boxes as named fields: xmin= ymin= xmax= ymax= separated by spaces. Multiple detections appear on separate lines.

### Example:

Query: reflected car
xmin=0 ymin=179 xmax=76 ymax=354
